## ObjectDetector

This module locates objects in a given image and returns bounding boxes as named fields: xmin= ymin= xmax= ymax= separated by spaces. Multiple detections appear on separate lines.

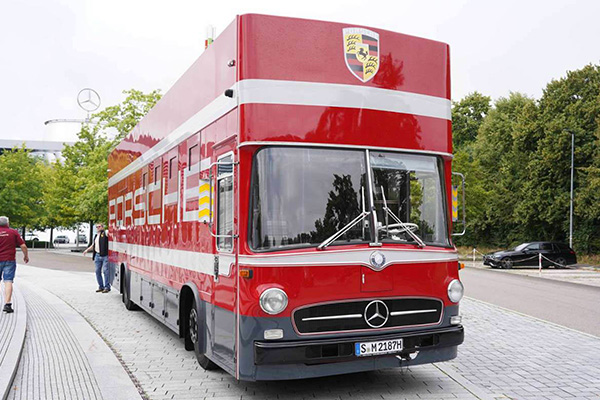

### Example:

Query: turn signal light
xmin=264 ymin=329 xmax=284 ymax=340
xmin=239 ymin=269 xmax=253 ymax=279
xmin=459 ymin=262 xmax=465 ymax=270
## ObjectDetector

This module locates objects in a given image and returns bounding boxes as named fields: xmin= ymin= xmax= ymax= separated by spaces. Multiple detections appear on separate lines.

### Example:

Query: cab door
xmin=210 ymin=139 xmax=238 ymax=372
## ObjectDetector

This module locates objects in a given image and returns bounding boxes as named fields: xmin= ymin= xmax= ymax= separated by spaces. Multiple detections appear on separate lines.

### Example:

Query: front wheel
xmin=188 ymin=298 xmax=217 ymax=370
xmin=501 ymin=257 xmax=513 ymax=269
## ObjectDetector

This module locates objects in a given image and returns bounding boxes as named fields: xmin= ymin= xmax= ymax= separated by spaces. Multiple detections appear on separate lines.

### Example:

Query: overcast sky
xmin=2 ymin=0 xmax=599 ymax=142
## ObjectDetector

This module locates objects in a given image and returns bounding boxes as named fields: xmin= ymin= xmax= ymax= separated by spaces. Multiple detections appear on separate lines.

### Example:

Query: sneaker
xmin=102 ymin=289 xmax=111 ymax=293
xmin=3 ymin=303 xmax=14 ymax=313
xmin=96 ymin=288 xmax=104 ymax=293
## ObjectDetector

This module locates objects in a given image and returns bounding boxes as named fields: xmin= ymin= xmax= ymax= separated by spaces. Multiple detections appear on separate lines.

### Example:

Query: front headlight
xmin=447 ymin=279 xmax=464 ymax=303
xmin=259 ymin=288 xmax=288 ymax=315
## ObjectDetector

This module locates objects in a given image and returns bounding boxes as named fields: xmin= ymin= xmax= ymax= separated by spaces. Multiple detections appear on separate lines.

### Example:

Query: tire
xmin=187 ymin=297 xmax=217 ymax=370
xmin=555 ymin=257 xmax=567 ymax=269
xmin=121 ymin=269 xmax=139 ymax=311
xmin=501 ymin=257 xmax=513 ymax=269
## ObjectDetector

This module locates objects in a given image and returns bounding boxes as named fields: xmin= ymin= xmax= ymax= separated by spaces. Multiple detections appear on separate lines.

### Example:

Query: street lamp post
xmin=569 ymin=131 xmax=574 ymax=249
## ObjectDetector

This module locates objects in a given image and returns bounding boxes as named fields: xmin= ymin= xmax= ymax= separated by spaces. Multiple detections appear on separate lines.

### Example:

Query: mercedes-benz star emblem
xmin=370 ymin=251 xmax=386 ymax=269
xmin=364 ymin=300 xmax=389 ymax=328
xmin=77 ymin=88 xmax=101 ymax=112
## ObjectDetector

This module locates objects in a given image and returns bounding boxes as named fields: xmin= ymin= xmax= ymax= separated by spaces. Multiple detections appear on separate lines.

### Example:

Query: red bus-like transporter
xmin=108 ymin=14 xmax=465 ymax=381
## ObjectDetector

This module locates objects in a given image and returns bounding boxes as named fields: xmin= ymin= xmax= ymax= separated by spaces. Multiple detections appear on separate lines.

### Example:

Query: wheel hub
xmin=189 ymin=308 xmax=198 ymax=344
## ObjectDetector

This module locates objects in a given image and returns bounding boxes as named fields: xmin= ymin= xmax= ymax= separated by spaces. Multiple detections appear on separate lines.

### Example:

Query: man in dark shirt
xmin=0 ymin=216 xmax=29 ymax=313
xmin=83 ymin=223 xmax=111 ymax=293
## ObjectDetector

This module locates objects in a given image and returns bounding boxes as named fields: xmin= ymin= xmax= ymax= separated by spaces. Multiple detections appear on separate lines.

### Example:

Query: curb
xmin=0 ymin=287 xmax=27 ymax=400
xmin=18 ymin=280 xmax=142 ymax=400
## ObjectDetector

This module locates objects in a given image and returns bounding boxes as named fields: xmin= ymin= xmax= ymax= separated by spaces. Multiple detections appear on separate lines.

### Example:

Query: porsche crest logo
xmin=343 ymin=27 xmax=380 ymax=82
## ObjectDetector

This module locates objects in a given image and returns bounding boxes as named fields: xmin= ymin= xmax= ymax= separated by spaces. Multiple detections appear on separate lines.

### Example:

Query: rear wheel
xmin=121 ymin=269 xmax=139 ymax=311
xmin=187 ymin=297 xmax=217 ymax=370
xmin=501 ymin=257 xmax=513 ymax=269
xmin=555 ymin=257 xmax=567 ymax=269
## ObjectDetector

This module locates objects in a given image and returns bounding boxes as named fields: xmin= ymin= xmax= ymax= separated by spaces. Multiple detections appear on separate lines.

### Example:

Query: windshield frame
xmin=248 ymin=145 xmax=452 ymax=253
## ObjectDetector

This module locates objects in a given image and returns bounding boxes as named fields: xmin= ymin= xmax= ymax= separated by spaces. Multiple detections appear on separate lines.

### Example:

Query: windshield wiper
xmin=317 ymin=210 xmax=371 ymax=250
xmin=380 ymin=188 xmax=425 ymax=247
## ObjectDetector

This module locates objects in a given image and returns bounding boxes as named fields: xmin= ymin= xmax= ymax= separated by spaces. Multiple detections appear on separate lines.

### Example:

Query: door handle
xmin=214 ymin=255 xmax=219 ymax=282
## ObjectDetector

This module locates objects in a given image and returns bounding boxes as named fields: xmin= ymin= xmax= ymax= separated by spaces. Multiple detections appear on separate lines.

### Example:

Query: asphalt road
xmin=460 ymin=266 xmax=600 ymax=337
xmin=24 ymin=249 xmax=94 ymax=272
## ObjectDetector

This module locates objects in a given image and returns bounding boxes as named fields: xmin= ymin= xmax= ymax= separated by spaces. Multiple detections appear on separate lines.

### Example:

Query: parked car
xmin=25 ymin=233 xmax=40 ymax=242
xmin=483 ymin=242 xmax=577 ymax=269
xmin=77 ymin=234 xmax=87 ymax=243
xmin=53 ymin=235 xmax=70 ymax=244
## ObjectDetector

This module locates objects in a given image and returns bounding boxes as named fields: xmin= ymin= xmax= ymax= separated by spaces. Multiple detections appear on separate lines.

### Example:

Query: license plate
xmin=355 ymin=339 xmax=403 ymax=357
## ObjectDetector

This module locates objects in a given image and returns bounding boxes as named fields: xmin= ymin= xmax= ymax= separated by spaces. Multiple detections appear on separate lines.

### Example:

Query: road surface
xmin=460 ymin=266 xmax=600 ymax=337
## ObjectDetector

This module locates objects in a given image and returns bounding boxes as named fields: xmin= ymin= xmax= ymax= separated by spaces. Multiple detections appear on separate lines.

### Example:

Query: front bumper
xmin=483 ymin=255 xmax=500 ymax=266
xmin=254 ymin=325 xmax=464 ymax=366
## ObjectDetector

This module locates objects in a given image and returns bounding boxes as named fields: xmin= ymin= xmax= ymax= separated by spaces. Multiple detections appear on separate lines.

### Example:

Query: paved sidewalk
xmin=7 ymin=280 xmax=141 ymax=400
xmin=0 ymin=286 xmax=26 ymax=400
xmin=446 ymin=298 xmax=600 ymax=399
xmin=11 ymin=260 xmax=600 ymax=400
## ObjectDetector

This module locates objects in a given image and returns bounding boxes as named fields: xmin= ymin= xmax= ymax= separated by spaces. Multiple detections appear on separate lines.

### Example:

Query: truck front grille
xmin=293 ymin=298 xmax=443 ymax=334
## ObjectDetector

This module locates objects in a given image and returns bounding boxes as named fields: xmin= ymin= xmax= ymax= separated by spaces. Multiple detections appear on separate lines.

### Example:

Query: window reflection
xmin=251 ymin=148 xmax=369 ymax=250
xmin=250 ymin=147 xmax=449 ymax=251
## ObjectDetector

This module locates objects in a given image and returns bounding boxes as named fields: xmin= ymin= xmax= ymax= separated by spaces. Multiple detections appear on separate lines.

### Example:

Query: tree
xmin=527 ymin=64 xmax=600 ymax=252
xmin=452 ymin=92 xmax=491 ymax=150
xmin=452 ymin=92 xmax=537 ymax=247
xmin=0 ymin=146 xmax=46 ymax=231
xmin=41 ymin=159 xmax=82 ymax=242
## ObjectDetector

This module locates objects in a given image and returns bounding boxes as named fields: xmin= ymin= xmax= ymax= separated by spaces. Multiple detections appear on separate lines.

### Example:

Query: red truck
xmin=108 ymin=14 xmax=465 ymax=381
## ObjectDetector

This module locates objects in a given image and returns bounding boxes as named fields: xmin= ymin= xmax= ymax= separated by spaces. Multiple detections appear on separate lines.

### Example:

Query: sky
xmin=2 ymin=0 xmax=599 ymax=142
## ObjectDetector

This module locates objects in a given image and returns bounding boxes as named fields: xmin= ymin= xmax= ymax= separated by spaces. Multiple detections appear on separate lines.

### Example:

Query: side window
xmin=217 ymin=154 xmax=234 ymax=251
xmin=541 ymin=243 xmax=553 ymax=251
xmin=526 ymin=243 xmax=541 ymax=251
xmin=189 ymin=144 xmax=199 ymax=170
xmin=169 ymin=156 xmax=176 ymax=179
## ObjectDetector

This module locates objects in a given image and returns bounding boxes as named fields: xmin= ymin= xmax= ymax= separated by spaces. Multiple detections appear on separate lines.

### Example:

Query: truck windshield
xmin=250 ymin=147 xmax=449 ymax=251
xmin=250 ymin=147 xmax=370 ymax=250
xmin=370 ymin=151 xmax=448 ymax=246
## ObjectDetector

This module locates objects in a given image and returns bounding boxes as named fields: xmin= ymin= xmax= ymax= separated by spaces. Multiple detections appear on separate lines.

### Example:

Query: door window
xmin=217 ymin=154 xmax=234 ymax=252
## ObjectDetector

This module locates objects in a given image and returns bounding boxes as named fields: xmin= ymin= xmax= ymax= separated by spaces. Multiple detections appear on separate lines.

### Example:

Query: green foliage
xmin=452 ymin=64 xmax=600 ymax=254
xmin=0 ymin=146 xmax=46 ymax=229
xmin=452 ymin=92 xmax=491 ymax=150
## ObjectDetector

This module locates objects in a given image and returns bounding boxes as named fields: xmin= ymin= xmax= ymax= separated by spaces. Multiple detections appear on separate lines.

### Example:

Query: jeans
xmin=0 ymin=260 xmax=16 ymax=282
xmin=94 ymin=255 xmax=110 ymax=290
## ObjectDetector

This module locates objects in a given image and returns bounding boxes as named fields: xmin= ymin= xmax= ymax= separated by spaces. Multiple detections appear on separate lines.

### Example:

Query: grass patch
xmin=577 ymin=254 xmax=600 ymax=267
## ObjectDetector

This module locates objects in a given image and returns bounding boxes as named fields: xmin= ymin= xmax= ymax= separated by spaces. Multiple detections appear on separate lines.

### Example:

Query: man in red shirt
xmin=0 ymin=216 xmax=29 ymax=313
